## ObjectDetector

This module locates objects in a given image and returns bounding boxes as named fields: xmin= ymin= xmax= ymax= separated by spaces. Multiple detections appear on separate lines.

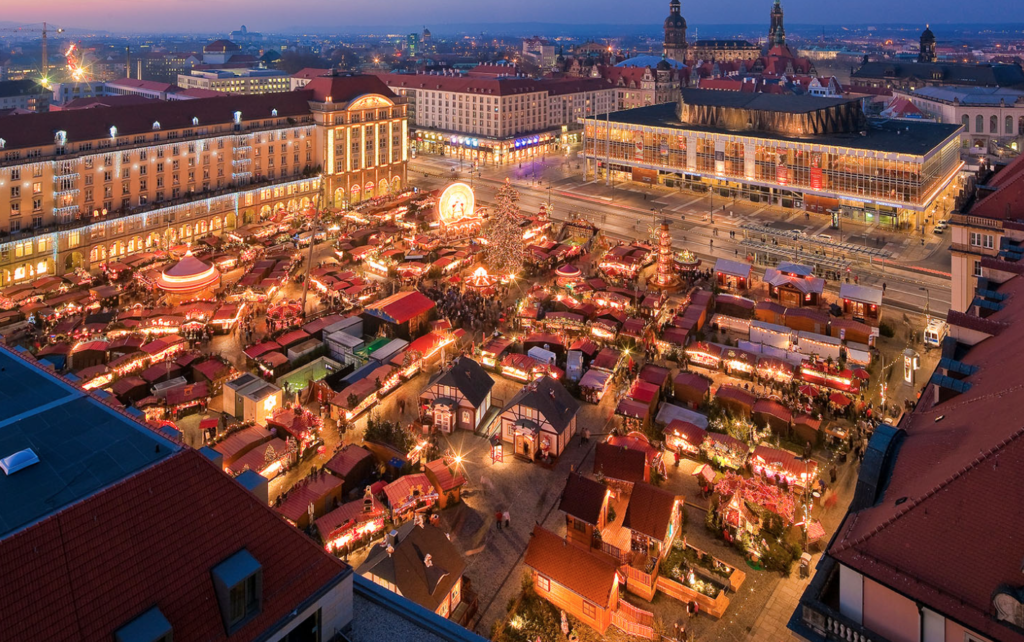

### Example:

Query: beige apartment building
xmin=949 ymin=155 xmax=1024 ymax=312
xmin=0 ymin=74 xmax=407 ymax=286
xmin=177 ymin=69 xmax=292 ymax=95
xmin=378 ymin=71 xmax=614 ymax=165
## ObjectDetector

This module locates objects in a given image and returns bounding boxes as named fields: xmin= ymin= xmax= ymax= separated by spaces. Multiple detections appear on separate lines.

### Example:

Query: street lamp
xmin=919 ymin=287 xmax=930 ymax=320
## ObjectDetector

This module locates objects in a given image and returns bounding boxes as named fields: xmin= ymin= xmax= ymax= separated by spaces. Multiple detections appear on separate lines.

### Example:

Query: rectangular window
xmin=537 ymin=575 xmax=550 ymax=592
xmin=974 ymin=260 xmax=982 ymax=277
xmin=582 ymin=601 xmax=596 ymax=618
xmin=983 ymin=234 xmax=994 ymax=250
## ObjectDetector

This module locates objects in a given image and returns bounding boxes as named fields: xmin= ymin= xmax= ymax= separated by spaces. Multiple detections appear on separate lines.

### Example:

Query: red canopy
xmin=829 ymin=393 xmax=852 ymax=407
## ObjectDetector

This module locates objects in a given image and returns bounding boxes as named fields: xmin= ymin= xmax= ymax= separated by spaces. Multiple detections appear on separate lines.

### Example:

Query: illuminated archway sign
xmin=438 ymin=182 xmax=475 ymax=226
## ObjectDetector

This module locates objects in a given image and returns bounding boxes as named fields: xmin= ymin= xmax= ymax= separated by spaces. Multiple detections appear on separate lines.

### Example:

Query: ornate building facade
xmin=0 ymin=74 xmax=407 ymax=285
xmin=663 ymin=0 xmax=688 ymax=63
xmin=768 ymin=0 xmax=786 ymax=48
xmin=918 ymin=25 xmax=937 ymax=64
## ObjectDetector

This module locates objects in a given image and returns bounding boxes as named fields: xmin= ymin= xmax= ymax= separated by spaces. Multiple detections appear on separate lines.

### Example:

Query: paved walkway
xmin=747 ymin=560 xmax=813 ymax=642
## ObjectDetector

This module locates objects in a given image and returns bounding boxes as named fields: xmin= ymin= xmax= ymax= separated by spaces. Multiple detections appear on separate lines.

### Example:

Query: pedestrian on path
xmin=503 ymin=510 xmax=511 ymax=529
xmin=495 ymin=510 xmax=503 ymax=531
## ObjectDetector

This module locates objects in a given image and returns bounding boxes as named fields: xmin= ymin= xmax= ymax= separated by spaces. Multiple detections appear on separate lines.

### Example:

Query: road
xmin=410 ymin=155 xmax=952 ymax=318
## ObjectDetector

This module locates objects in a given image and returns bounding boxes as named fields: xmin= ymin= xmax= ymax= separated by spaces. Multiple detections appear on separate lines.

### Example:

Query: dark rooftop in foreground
xmin=0 ymin=348 xmax=178 ymax=537
xmin=601 ymin=102 xmax=962 ymax=155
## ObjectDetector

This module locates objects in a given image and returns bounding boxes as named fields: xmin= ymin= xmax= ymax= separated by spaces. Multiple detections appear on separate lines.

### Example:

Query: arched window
xmin=1008 ymin=116 xmax=1014 ymax=134
xmin=962 ymin=115 xmax=970 ymax=132
xmin=977 ymin=115 xmax=984 ymax=133
xmin=990 ymin=115 xmax=998 ymax=133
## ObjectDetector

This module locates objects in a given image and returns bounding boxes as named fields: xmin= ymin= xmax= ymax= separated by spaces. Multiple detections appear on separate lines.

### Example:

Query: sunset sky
xmin=5 ymin=0 xmax=1024 ymax=33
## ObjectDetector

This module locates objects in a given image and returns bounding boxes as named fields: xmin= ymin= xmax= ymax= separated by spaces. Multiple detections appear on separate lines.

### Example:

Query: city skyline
xmin=4 ymin=0 xmax=1024 ymax=33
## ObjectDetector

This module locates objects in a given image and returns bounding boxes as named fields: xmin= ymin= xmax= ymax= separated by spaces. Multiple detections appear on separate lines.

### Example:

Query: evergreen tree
xmin=486 ymin=180 xmax=527 ymax=277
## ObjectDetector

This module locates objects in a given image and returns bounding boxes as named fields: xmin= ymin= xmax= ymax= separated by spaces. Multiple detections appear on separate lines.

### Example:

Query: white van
xmin=924 ymin=318 xmax=949 ymax=347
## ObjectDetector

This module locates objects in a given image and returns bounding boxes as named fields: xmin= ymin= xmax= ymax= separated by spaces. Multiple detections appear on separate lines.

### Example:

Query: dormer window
xmin=233 ymin=111 xmax=242 ymax=125
xmin=115 ymin=606 xmax=172 ymax=642
xmin=211 ymin=549 xmax=262 ymax=634
xmin=192 ymin=116 xmax=199 ymax=126
xmin=55 ymin=130 xmax=67 ymax=147
xmin=271 ymin=108 xmax=278 ymax=117
xmin=152 ymin=121 xmax=161 ymax=130
xmin=110 ymin=126 xmax=118 ymax=138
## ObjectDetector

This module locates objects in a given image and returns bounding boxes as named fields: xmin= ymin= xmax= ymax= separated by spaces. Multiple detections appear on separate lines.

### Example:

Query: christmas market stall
xmin=671 ymin=368 xmax=712 ymax=409
xmin=756 ymin=356 xmax=795 ymax=384
xmin=383 ymin=473 xmax=438 ymax=522
xmin=578 ymin=367 xmax=613 ymax=403
xmin=750 ymin=445 xmax=818 ymax=490
xmin=713 ymin=473 xmax=798 ymax=558
xmin=164 ymin=382 xmax=210 ymax=420
xmin=664 ymin=419 xmax=707 ymax=459
xmin=228 ymin=438 xmax=293 ymax=480
xmin=702 ymin=431 xmax=748 ymax=470
xmin=714 ymin=385 xmax=757 ymax=418
xmin=480 ymin=336 xmax=514 ymax=370
xmin=721 ymin=347 xmax=758 ymax=378
xmin=274 ymin=472 xmax=343 ymax=529
xmin=799 ymin=359 xmax=861 ymax=395
xmin=714 ymin=258 xmax=752 ymax=292
xmin=686 ymin=341 xmax=722 ymax=371
xmin=315 ymin=489 xmax=388 ymax=553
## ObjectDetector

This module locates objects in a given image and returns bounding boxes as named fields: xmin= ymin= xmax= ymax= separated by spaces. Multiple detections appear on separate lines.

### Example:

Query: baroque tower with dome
xmin=918 ymin=25 xmax=937 ymax=63
xmin=663 ymin=0 xmax=688 ymax=63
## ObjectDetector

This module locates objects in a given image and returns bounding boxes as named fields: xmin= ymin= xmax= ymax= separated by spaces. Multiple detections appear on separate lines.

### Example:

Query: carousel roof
xmin=555 ymin=263 xmax=582 ymax=278
xmin=155 ymin=252 xmax=219 ymax=293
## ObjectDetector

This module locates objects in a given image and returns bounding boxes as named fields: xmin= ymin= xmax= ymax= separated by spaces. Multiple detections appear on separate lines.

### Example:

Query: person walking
xmin=503 ymin=510 xmax=511 ymax=529
xmin=495 ymin=510 xmax=503 ymax=531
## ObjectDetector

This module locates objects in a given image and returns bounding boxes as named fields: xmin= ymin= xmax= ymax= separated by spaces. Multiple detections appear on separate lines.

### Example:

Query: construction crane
xmin=0 ymin=22 xmax=66 ymax=84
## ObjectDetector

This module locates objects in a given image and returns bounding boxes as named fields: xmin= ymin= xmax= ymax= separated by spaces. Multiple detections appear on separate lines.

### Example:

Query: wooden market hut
xmin=558 ymin=472 xmax=609 ymax=549
xmin=752 ymin=399 xmax=793 ymax=436
xmin=714 ymin=385 xmax=756 ymax=417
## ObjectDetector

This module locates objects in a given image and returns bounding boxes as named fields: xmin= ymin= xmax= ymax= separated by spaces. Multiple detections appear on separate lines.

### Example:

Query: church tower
xmin=663 ymin=0 xmax=687 ymax=63
xmin=768 ymin=0 xmax=786 ymax=48
xmin=918 ymin=25 xmax=937 ymax=63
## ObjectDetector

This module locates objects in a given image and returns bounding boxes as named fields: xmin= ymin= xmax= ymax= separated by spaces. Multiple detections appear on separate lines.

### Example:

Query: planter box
xmin=656 ymin=575 xmax=730 ymax=618
xmin=684 ymin=540 xmax=746 ymax=592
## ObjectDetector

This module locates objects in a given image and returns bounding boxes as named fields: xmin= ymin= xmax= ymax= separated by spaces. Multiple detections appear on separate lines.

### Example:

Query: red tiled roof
xmin=229 ymin=438 xmax=289 ymax=476
xmin=376 ymin=71 xmax=552 ymax=96
xmin=0 ymin=91 xmax=314 ymax=151
xmin=275 ymin=473 xmax=343 ymax=523
xmin=623 ymin=483 xmax=679 ymax=542
xmin=828 ymin=274 xmax=1024 ymax=642
xmin=0 ymin=449 xmax=346 ymax=642
xmin=524 ymin=526 xmax=619 ymax=606
xmin=968 ymin=152 xmax=1024 ymax=220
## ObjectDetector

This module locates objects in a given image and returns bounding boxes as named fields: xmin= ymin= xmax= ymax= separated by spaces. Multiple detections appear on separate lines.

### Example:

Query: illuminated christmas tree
xmin=486 ymin=180 xmax=527 ymax=278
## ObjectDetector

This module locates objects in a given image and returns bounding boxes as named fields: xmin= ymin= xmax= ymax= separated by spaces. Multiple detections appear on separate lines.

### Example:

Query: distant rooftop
xmin=908 ymin=85 xmax=1024 ymax=105
xmin=0 ymin=347 xmax=179 ymax=538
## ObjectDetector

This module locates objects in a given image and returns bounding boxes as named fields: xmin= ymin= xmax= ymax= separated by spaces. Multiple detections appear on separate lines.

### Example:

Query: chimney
xmin=387 ymin=529 xmax=399 ymax=547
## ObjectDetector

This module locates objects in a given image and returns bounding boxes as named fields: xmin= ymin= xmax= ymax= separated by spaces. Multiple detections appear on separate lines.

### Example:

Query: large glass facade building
xmin=583 ymin=89 xmax=963 ymax=227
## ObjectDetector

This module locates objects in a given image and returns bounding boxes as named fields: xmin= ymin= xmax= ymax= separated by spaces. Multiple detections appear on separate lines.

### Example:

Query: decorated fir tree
xmin=486 ymin=180 xmax=527 ymax=278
